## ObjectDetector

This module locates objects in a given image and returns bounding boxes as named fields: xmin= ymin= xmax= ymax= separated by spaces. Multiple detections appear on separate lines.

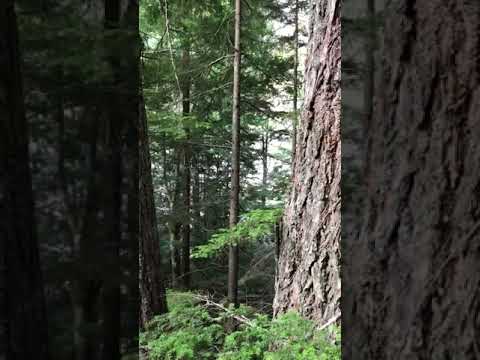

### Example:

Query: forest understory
xmin=5 ymin=0 xmax=478 ymax=359
xmin=139 ymin=0 xmax=341 ymax=358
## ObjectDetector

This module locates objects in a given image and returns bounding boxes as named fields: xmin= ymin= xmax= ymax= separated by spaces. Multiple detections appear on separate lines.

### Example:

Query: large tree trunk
xmin=273 ymin=0 xmax=341 ymax=324
xmin=0 ymin=2 xmax=49 ymax=359
xmin=344 ymin=1 xmax=480 ymax=359
xmin=363 ymin=0 xmax=375 ymax=138
xmin=228 ymin=0 xmax=242 ymax=307
xmin=101 ymin=0 xmax=136 ymax=358
xmin=139 ymin=99 xmax=167 ymax=328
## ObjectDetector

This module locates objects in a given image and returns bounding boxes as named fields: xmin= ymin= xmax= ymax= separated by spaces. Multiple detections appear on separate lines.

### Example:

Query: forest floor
xmin=140 ymin=290 xmax=340 ymax=360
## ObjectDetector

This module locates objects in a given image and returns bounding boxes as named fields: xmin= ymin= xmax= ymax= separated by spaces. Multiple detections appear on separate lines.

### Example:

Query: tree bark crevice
xmin=274 ymin=0 xmax=341 ymax=325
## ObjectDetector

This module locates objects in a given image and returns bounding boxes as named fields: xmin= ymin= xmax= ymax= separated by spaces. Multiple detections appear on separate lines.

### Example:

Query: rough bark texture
xmin=139 ymin=100 xmax=167 ymax=328
xmin=228 ymin=0 xmax=242 ymax=307
xmin=363 ymin=0 xmax=375 ymax=138
xmin=0 ymin=2 xmax=49 ymax=359
xmin=344 ymin=1 xmax=480 ymax=359
xmin=274 ymin=0 xmax=341 ymax=324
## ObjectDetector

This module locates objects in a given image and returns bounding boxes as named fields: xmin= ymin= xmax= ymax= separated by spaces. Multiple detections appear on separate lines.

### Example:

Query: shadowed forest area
xmin=2 ymin=0 xmax=480 ymax=359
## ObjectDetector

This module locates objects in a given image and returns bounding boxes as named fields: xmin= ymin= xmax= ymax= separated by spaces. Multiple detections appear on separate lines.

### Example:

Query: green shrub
xmin=220 ymin=312 xmax=340 ymax=360
xmin=140 ymin=292 xmax=224 ymax=359
xmin=141 ymin=291 xmax=340 ymax=360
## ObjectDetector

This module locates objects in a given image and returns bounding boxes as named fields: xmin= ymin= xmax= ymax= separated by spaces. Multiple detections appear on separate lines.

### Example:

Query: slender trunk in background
xmin=202 ymin=163 xmax=209 ymax=243
xmin=261 ymin=128 xmax=268 ymax=207
xmin=274 ymin=0 xmax=341 ymax=324
xmin=168 ymin=150 xmax=182 ymax=287
xmin=181 ymin=48 xmax=191 ymax=289
xmin=345 ymin=1 xmax=480 ymax=358
xmin=291 ymin=0 xmax=299 ymax=168
xmin=228 ymin=0 xmax=242 ymax=307
xmin=0 ymin=3 xmax=49 ymax=359
xmin=192 ymin=153 xmax=202 ymax=245
xmin=139 ymin=98 xmax=167 ymax=328
xmin=162 ymin=137 xmax=179 ymax=287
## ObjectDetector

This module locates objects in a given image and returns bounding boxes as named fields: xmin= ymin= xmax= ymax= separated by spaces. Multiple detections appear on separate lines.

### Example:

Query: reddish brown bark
xmin=274 ymin=0 xmax=341 ymax=325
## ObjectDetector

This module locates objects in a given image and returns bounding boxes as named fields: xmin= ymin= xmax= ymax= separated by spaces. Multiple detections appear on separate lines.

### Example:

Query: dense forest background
xmin=3 ymin=0 xmax=479 ymax=359
xmin=141 ymin=0 xmax=304 ymax=310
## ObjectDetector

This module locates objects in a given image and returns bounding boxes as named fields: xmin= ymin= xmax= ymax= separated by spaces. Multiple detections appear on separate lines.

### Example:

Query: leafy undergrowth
xmin=140 ymin=291 xmax=340 ymax=360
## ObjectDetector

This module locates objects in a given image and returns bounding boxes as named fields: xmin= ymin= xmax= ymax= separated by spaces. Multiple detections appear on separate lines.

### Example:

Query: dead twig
xmin=318 ymin=312 xmax=341 ymax=331
xmin=191 ymin=294 xmax=254 ymax=327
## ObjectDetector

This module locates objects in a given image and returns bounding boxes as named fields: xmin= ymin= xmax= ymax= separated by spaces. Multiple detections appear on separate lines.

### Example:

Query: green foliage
xmin=220 ymin=312 xmax=340 ymax=360
xmin=191 ymin=208 xmax=282 ymax=259
xmin=141 ymin=292 xmax=340 ymax=360
xmin=141 ymin=292 xmax=224 ymax=360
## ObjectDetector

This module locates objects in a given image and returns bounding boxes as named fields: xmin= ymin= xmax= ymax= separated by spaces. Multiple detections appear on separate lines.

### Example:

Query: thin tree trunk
xmin=181 ymin=48 xmax=191 ymax=289
xmin=168 ymin=149 xmax=182 ymax=288
xmin=261 ymin=129 xmax=268 ymax=207
xmin=0 ymin=3 xmax=49 ymax=359
xmin=228 ymin=0 xmax=242 ymax=307
xmin=292 ymin=0 xmax=299 ymax=168
xmin=345 ymin=1 xmax=480 ymax=358
xmin=274 ymin=0 xmax=341 ymax=324
xmin=162 ymin=137 xmax=178 ymax=287
xmin=192 ymin=153 xmax=201 ymax=244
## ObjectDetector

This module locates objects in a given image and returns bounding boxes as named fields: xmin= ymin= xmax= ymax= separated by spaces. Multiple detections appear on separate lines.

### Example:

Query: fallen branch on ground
xmin=318 ymin=312 xmax=341 ymax=331
xmin=190 ymin=293 xmax=254 ymax=327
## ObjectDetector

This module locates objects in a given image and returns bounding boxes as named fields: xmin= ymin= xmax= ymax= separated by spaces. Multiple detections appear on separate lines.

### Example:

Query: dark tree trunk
xmin=72 ymin=122 xmax=101 ymax=360
xmin=0 ymin=2 xmax=49 ymax=359
xmin=192 ymin=153 xmax=202 ymax=244
xmin=228 ymin=0 xmax=242 ymax=307
xmin=273 ymin=0 xmax=341 ymax=324
xmin=101 ymin=0 xmax=128 ymax=358
xmin=125 ymin=106 xmax=139 ymax=354
xmin=181 ymin=48 xmax=191 ymax=289
xmin=363 ymin=0 xmax=375 ymax=138
xmin=261 ymin=130 xmax=268 ymax=207
xmin=344 ymin=1 xmax=480 ymax=359
xmin=167 ymin=149 xmax=182 ymax=288
xmin=139 ymin=99 xmax=167 ymax=328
